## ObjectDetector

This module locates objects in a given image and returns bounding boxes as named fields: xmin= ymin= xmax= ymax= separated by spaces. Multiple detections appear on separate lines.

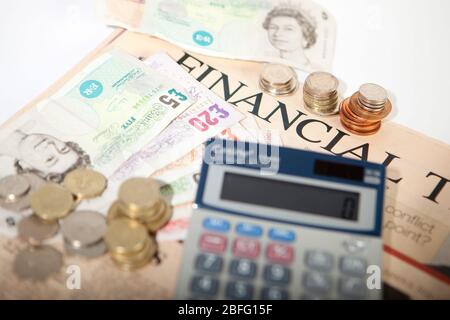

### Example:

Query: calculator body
xmin=176 ymin=139 xmax=385 ymax=300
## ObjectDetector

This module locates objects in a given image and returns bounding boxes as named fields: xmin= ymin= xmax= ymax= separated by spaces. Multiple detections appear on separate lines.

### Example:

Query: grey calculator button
xmin=263 ymin=264 xmax=290 ymax=284
xmin=340 ymin=256 xmax=367 ymax=277
xmin=343 ymin=239 xmax=366 ymax=254
xmin=339 ymin=277 xmax=367 ymax=298
xmin=226 ymin=281 xmax=254 ymax=300
xmin=190 ymin=275 xmax=219 ymax=296
xmin=261 ymin=287 xmax=289 ymax=300
xmin=305 ymin=251 xmax=334 ymax=272
xmin=195 ymin=254 xmax=223 ymax=273
xmin=229 ymin=259 xmax=257 ymax=279
xmin=303 ymin=272 xmax=332 ymax=294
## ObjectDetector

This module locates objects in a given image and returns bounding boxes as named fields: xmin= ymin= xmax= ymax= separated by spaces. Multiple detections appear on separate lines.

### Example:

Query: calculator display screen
xmin=221 ymin=173 xmax=360 ymax=221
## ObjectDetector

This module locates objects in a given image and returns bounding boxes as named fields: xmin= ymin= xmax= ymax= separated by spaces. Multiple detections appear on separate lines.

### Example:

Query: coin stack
xmin=61 ymin=210 xmax=107 ymax=258
xmin=104 ymin=218 xmax=157 ymax=271
xmin=105 ymin=177 xmax=172 ymax=270
xmin=303 ymin=72 xmax=340 ymax=116
xmin=339 ymin=83 xmax=392 ymax=135
xmin=108 ymin=177 xmax=172 ymax=233
xmin=259 ymin=63 xmax=298 ymax=96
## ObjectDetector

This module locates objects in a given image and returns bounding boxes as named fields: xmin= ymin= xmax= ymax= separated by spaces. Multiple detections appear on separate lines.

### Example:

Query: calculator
xmin=176 ymin=139 xmax=385 ymax=300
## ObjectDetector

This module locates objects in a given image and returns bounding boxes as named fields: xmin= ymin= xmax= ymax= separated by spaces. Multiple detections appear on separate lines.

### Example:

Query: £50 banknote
xmin=97 ymin=0 xmax=336 ymax=72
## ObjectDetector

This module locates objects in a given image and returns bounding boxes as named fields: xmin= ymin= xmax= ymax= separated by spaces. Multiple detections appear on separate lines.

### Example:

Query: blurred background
xmin=0 ymin=0 xmax=449 ymax=143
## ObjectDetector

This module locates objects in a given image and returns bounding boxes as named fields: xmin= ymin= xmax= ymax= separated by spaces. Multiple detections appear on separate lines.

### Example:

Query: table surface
xmin=0 ymin=0 xmax=449 ymax=144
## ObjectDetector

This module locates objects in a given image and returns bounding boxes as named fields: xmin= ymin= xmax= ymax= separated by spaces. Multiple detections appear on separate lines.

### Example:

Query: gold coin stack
xmin=107 ymin=177 xmax=172 ymax=233
xmin=303 ymin=72 xmax=340 ymax=116
xmin=104 ymin=218 xmax=157 ymax=271
xmin=105 ymin=177 xmax=172 ymax=270
xmin=259 ymin=63 xmax=298 ymax=96
xmin=339 ymin=83 xmax=392 ymax=136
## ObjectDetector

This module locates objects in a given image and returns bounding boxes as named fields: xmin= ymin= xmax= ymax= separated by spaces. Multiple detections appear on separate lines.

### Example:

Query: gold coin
xmin=111 ymin=235 xmax=156 ymax=264
xmin=104 ymin=218 xmax=149 ymax=255
xmin=118 ymin=178 xmax=160 ymax=213
xmin=146 ymin=201 xmax=172 ymax=233
xmin=107 ymin=201 xmax=128 ymax=222
xmin=31 ymin=184 xmax=74 ymax=221
xmin=63 ymin=168 xmax=107 ymax=199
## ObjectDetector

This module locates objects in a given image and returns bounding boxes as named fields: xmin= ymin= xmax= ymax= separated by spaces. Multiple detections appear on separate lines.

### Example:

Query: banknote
xmin=110 ymin=52 xmax=245 ymax=181
xmin=0 ymin=49 xmax=196 ymax=237
xmin=97 ymin=0 xmax=336 ymax=72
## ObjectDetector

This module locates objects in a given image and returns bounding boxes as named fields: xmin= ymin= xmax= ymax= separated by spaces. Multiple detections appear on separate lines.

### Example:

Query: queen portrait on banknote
xmin=0 ymin=129 xmax=91 ymax=183
xmin=263 ymin=4 xmax=317 ymax=68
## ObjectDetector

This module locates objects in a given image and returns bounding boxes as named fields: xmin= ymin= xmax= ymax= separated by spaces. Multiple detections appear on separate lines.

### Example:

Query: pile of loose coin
xmin=259 ymin=63 xmax=298 ymax=96
xmin=13 ymin=168 xmax=108 ymax=280
xmin=339 ymin=83 xmax=392 ymax=135
xmin=105 ymin=177 xmax=172 ymax=270
xmin=303 ymin=72 xmax=340 ymax=116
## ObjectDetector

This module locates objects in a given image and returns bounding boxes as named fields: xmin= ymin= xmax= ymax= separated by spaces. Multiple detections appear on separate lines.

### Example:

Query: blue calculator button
xmin=190 ymin=275 xmax=219 ymax=296
xmin=268 ymin=228 xmax=296 ymax=242
xmin=225 ymin=281 xmax=254 ymax=300
xmin=236 ymin=223 xmax=263 ymax=237
xmin=203 ymin=217 xmax=230 ymax=232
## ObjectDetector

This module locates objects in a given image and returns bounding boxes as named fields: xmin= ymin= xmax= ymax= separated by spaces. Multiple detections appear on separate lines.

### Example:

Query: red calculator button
xmin=199 ymin=233 xmax=227 ymax=253
xmin=233 ymin=238 xmax=260 ymax=258
xmin=266 ymin=243 xmax=294 ymax=264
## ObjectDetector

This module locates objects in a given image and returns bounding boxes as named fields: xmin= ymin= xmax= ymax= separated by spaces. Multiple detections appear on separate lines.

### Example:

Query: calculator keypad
xmin=183 ymin=215 xmax=379 ymax=300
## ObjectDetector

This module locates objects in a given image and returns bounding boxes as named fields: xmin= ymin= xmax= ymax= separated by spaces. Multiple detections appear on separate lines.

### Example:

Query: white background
xmin=0 ymin=0 xmax=449 ymax=144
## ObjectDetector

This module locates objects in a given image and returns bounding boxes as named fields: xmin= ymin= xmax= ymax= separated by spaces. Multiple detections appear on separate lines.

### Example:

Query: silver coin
xmin=304 ymin=72 xmax=339 ymax=97
xmin=60 ymin=210 xmax=106 ymax=248
xmin=13 ymin=245 xmax=63 ymax=281
xmin=0 ymin=175 xmax=30 ymax=203
xmin=18 ymin=214 xmax=59 ymax=245
xmin=0 ymin=173 xmax=46 ymax=212
xmin=359 ymin=83 xmax=387 ymax=107
xmin=259 ymin=63 xmax=298 ymax=96
xmin=64 ymin=239 xmax=106 ymax=258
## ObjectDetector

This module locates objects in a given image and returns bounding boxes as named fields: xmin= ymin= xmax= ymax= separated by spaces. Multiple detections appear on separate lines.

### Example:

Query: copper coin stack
xmin=339 ymin=83 xmax=392 ymax=135
xmin=303 ymin=72 xmax=340 ymax=116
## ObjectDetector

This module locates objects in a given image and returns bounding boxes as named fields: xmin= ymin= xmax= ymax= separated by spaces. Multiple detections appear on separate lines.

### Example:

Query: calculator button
xmin=225 ymin=281 xmax=254 ymax=300
xmin=199 ymin=233 xmax=227 ymax=253
xmin=233 ymin=238 xmax=260 ymax=258
xmin=260 ymin=287 xmax=289 ymax=300
xmin=263 ymin=264 xmax=291 ymax=284
xmin=339 ymin=277 xmax=366 ymax=298
xmin=340 ymin=256 xmax=367 ymax=277
xmin=229 ymin=259 xmax=257 ymax=279
xmin=343 ymin=239 xmax=366 ymax=254
xmin=203 ymin=217 xmax=230 ymax=233
xmin=303 ymin=272 xmax=332 ymax=294
xmin=195 ymin=254 xmax=223 ymax=273
xmin=236 ymin=223 xmax=262 ymax=237
xmin=266 ymin=243 xmax=294 ymax=264
xmin=268 ymin=228 xmax=296 ymax=242
xmin=305 ymin=251 xmax=334 ymax=272
xmin=190 ymin=275 xmax=219 ymax=296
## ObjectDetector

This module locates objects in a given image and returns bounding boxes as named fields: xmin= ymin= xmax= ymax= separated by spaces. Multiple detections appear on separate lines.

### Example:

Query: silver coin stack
xmin=303 ymin=71 xmax=340 ymax=116
xmin=259 ymin=63 xmax=298 ymax=96
xmin=60 ymin=210 xmax=107 ymax=258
